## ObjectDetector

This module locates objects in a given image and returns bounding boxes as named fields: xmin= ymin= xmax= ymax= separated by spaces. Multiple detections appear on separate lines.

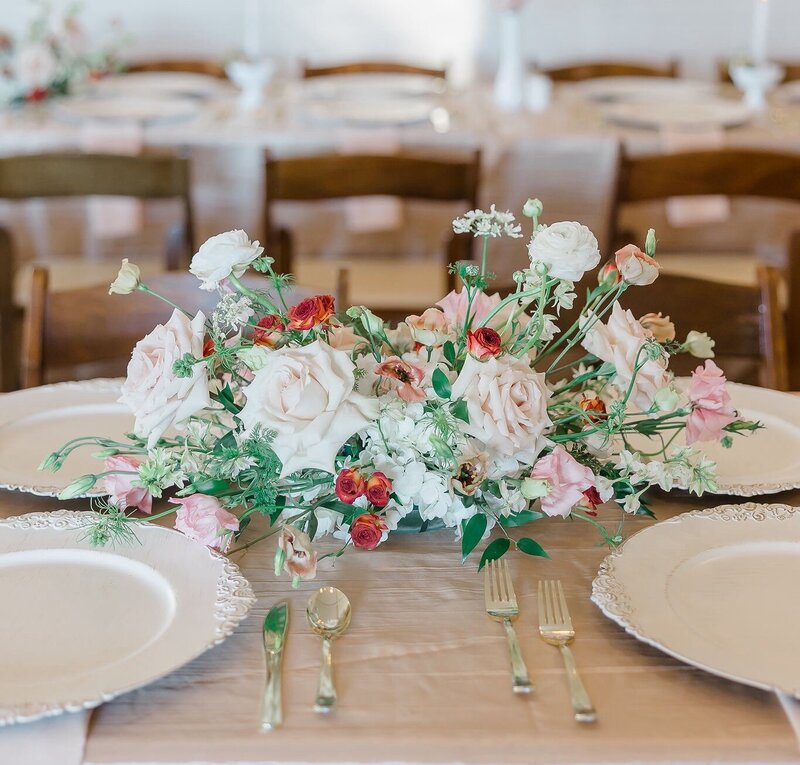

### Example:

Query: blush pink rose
xmin=436 ymin=289 xmax=501 ymax=327
xmin=170 ymin=494 xmax=239 ymax=552
xmin=615 ymin=244 xmax=660 ymax=286
xmin=404 ymin=307 xmax=454 ymax=347
xmin=374 ymin=355 xmax=426 ymax=402
xmin=530 ymin=446 xmax=596 ymax=518
xmin=685 ymin=360 xmax=736 ymax=444
xmin=581 ymin=302 xmax=670 ymax=412
xmin=102 ymin=455 xmax=151 ymax=513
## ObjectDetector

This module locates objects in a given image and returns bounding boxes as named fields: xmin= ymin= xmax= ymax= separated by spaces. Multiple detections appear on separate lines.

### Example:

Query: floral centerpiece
xmin=44 ymin=200 xmax=759 ymax=582
xmin=0 ymin=1 xmax=125 ymax=105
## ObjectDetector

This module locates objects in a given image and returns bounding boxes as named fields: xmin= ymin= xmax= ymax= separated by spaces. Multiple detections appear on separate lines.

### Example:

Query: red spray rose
xmin=365 ymin=471 xmax=392 ymax=508
xmin=579 ymin=395 xmax=607 ymax=422
xmin=287 ymin=295 xmax=335 ymax=331
xmin=350 ymin=513 xmax=388 ymax=550
xmin=466 ymin=327 xmax=502 ymax=359
xmin=253 ymin=314 xmax=285 ymax=346
xmin=335 ymin=468 xmax=366 ymax=504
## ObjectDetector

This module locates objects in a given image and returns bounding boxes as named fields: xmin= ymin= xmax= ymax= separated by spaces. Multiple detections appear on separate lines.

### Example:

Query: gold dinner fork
xmin=484 ymin=558 xmax=533 ymax=694
xmin=538 ymin=580 xmax=597 ymax=722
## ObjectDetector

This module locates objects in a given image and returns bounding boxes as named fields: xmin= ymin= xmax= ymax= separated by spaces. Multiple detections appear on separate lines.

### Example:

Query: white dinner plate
xmin=0 ymin=509 xmax=254 ymax=725
xmin=0 ymin=379 xmax=130 ymax=497
xmin=629 ymin=382 xmax=800 ymax=496
xmin=91 ymin=71 xmax=229 ymax=100
xmin=574 ymin=76 xmax=717 ymax=103
xmin=53 ymin=93 xmax=200 ymax=124
xmin=301 ymin=95 xmax=437 ymax=126
xmin=302 ymin=73 xmax=446 ymax=101
xmin=592 ymin=503 xmax=800 ymax=697
xmin=603 ymin=99 xmax=751 ymax=129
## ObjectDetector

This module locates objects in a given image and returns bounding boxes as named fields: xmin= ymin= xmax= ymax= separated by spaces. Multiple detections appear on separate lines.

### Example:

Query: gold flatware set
xmin=484 ymin=561 xmax=596 ymax=723
xmin=262 ymin=568 xmax=594 ymax=730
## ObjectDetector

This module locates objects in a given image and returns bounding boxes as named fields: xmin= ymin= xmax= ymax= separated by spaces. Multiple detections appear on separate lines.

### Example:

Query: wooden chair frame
xmin=0 ymin=152 xmax=195 ymax=271
xmin=0 ymin=227 xmax=16 ymax=391
xmin=541 ymin=59 xmax=678 ymax=82
xmin=612 ymin=147 xmax=800 ymax=387
xmin=302 ymin=60 xmax=446 ymax=80
xmin=127 ymin=59 xmax=227 ymax=79
xmin=264 ymin=150 xmax=481 ymax=293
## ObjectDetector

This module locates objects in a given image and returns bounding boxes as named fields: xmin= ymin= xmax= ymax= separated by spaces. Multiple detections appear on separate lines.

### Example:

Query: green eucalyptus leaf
xmin=432 ymin=368 xmax=452 ymax=399
xmin=461 ymin=513 xmax=487 ymax=560
xmin=517 ymin=537 xmax=550 ymax=559
xmin=499 ymin=510 xmax=545 ymax=527
xmin=451 ymin=398 xmax=470 ymax=423
xmin=306 ymin=512 xmax=319 ymax=540
xmin=478 ymin=537 xmax=511 ymax=570
xmin=443 ymin=340 xmax=457 ymax=366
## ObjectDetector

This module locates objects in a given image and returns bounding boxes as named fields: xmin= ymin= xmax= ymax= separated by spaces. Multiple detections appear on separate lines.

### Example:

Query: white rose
xmin=119 ymin=310 xmax=210 ymax=449
xmin=450 ymin=355 xmax=552 ymax=463
xmin=189 ymin=230 xmax=263 ymax=291
xmin=12 ymin=42 xmax=58 ymax=90
xmin=528 ymin=221 xmax=600 ymax=282
xmin=238 ymin=340 xmax=379 ymax=477
xmin=581 ymin=302 xmax=670 ymax=412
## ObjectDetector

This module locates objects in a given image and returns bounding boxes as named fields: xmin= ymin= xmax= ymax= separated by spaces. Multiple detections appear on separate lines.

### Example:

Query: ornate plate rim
xmin=0 ymin=509 xmax=256 ymax=726
xmin=0 ymin=378 xmax=124 ymax=498
xmin=675 ymin=382 xmax=800 ymax=497
xmin=591 ymin=502 xmax=800 ymax=698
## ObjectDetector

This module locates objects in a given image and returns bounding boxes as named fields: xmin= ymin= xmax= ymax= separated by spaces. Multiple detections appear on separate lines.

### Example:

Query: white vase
xmin=493 ymin=10 xmax=525 ymax=112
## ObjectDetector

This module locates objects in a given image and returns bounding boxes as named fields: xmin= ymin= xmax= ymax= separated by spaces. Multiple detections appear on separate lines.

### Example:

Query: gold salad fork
xmin=538 ymin=580 xmax=597 ymax=722
xmin=484 ymin=559 xmax=532 ymax=694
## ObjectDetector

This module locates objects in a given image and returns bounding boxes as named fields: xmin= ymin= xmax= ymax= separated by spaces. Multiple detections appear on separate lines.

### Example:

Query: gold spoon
xmin=307 ymin=587 xmax=351 ymax=713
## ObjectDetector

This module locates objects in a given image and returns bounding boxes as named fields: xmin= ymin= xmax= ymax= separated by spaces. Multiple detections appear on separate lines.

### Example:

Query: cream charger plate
xmin=0 ymin=379 xmax=130 ymax=497
xmin=592 ymin=503 xmax=800 ymax=697
xmin=603 ymin=99 xmax=751 ymax=129
xmin=0 ymin=510 xmax=254 ymax=725
xmin=630 ymin=382 xmax=800 ymax=496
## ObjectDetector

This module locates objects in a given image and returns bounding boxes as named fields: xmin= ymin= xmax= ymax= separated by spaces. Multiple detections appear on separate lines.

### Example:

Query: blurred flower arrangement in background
xmin=0 ymin=1 xmax=127 ymax=105
xmin=44 ymin=199 xmax=760 ymax=584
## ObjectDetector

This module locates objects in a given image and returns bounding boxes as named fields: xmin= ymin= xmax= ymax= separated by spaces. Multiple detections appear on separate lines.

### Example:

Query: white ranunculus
xmin=189 ymin=230 xmax=263 ymax=291
xmin=238 ymin=340 xmax=379 ymax=477
xmin=528 ymin=221 xmax=600 ymax=282
xmin=581 ymin=302 xmax=670 ymax=412
xmin=450 ymin=355 xmax=552 ymax=463
xmin=119 ymin=310 xmax=210 ymax=449
xmin=12 ymin=42 xmax=58 ymax=90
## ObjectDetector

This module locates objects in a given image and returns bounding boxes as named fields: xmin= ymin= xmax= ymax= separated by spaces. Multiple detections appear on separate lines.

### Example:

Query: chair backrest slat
xmin=127 ymin=59 xmax=227 ymax=78
xmin=0 ymin=153 xmax=190 ymax=200
xmin=616 ymin=149 xmax=800 ymax=204
xmin=543 ymin=60 xmax=677 ymax=82
xmin=303 ymin=60 xmax=445 ymax=80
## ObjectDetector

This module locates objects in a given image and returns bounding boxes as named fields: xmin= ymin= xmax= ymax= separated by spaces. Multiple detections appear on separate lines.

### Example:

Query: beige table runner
xmin=1 ymin=489 xmax=799 ymax=764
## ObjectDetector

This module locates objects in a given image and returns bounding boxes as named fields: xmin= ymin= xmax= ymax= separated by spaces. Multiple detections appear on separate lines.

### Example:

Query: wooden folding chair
xmin=21 ymin=270 xmax=321 ymax=388
xmin=0 ymin=152 xmax=195 ymax=270
xmin=618 ymin=267 xmax=788 ymax=390
xmin=612 ymin=148 xmax=800 ymax=387
xmin=264 ymin=151 xmax=481 ymax=309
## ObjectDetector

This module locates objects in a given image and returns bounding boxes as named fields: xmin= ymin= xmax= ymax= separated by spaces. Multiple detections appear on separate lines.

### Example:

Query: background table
xmin=1 ymin=487 xmax=798 ymax=764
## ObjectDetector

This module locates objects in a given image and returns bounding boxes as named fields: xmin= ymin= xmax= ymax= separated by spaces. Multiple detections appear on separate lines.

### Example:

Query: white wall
xmin=1 ymin=0 xmax=798 ymax=81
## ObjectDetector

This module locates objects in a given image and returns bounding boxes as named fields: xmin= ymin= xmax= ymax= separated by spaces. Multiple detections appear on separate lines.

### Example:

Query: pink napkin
xmin=79 ymin=121 xmax=144 ymax=239
xmin=336 ymin=127 xmax=403 ymax=233
xmin=660 ymin=126 xmax=731 ymax=227
xmin=0 ymin=710 xmax=90 ymax=765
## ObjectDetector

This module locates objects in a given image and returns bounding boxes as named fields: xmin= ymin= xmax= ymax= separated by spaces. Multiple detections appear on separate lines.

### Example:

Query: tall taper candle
xmin=243 ymin=0 xmax=262 ymax=61
xmin=750 ymin=0 xmax=770 ymax=65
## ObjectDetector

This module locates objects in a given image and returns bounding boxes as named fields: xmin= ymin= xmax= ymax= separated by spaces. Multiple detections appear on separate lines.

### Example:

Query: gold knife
xmin=261 ymin=601 xmax=289 ymax=730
